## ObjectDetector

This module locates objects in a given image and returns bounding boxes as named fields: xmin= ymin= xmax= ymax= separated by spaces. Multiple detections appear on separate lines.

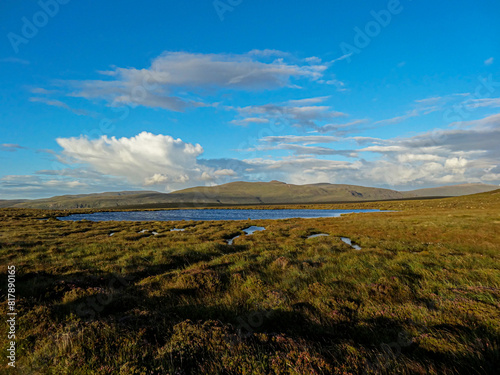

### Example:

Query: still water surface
xmin=57 ymin=208 xmax=384 ymax=222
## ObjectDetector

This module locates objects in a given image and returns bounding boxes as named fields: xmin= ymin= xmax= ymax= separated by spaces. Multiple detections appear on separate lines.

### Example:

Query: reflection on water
xmin=136 ymin=229 xmax=159 ymax=236
xmin=242 ymin=226 xmax=265 ymax=235
xmin=227 ymin=226 xmax=266 ymax=245
xmin=307 ymin=233 xmax=329 ymax=239
xmin=58 ymin=208 xmax=384 ymax=222
xmin=341 ymin=237 xmax=361 ymax=250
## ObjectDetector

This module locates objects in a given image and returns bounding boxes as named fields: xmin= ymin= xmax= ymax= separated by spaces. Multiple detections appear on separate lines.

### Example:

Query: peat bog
xmin=0 ymin=191 xmax=499 ymax=374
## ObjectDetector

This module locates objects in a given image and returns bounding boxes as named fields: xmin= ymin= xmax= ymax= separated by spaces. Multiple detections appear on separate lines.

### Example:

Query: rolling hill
xmin=401 ymin=183 xmax=499 ymax=197
xmin=1 ymin=181 xmax=498 ymax=209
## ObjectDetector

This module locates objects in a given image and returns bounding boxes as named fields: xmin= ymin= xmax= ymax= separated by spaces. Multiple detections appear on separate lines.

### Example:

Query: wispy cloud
xmin=55 ymin=51 xmax=329 ymax=111
xmin=329 ymin=53 xmax=354 ymax=64
xmin=373 ymin=93 xmax=480 ymax=126
xmin=29 ymin=97 xmax=97 ymax=117
xmin=0 ymin=57 xmax=30 ymax=65
xmin=0 ymin=175 xmax=89 ymax=198
xmin=231 ymin=96 xmax=352 ymax=131
xmin=248 ymin=143 xmax=357 ymax=157
xmin=247 ymin=49 xmax=292 ymax=58
xmin=315 ymin=119 xmax=367 ymax=134
xmin=373 ymin=110 xmax=420 ymax=125
xmin=287 ymin=96 xmax=331 ymax=106
xmin=465 ymin=97 xmax=500 ymax=109
xmin=1 ymin=144 xmax=24 ymax=152
xmin=261 ymin=135 xmax=339 ymax=144
xmin=484 ymin=57 xmax=494 ymax=66
xmin=230 ymin=117 xmax=270 ymax=126
xmin=29 ymin=87 xmax=57 ymax=95
xmin=414 ymin=96 xmax=442 ymax=105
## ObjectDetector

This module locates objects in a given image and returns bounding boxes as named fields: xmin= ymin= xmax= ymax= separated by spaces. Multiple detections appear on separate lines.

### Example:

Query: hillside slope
xmin=4 ymin=181 xmax=498 ymax=209
xmin=404 ymin=183 xmax=499 ymax=197
xmin=8 ymin=181 xmax=405 ymax=209
xmin=167 ymin=181 xmax=406 ymax=204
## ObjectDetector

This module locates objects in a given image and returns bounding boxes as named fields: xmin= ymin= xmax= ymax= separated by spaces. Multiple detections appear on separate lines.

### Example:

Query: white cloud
xmin=444 ymin=157 xmax=468 ymax=173
xmin=247 ymin=143 xmax=357 ymax=156
xmin=213 ymin=169 xmax=238 ymax=177
xmin=287 ymin=96 xmax=331 ymax=106
xmin=465 ymin=98 xmax=500 ymax=109
xmin=56 ymin=132 xmax=236 ymax=191
xmin=0 ymin=175 xmax=90 ymax=198
xmin=30 ymin=87 xmax=55 ymax=95
xmin=51 ymin=113 xmax=500 ymax=192
xmin=1 ymin=144 xmax=24 ymax=152
xmin=329 ymin=53 xmax=353 ymax=64
xmin=242 ymin=157 xmax=362 ymax=185
xmin=396 ymin=153 xmax=443 ymax=163
xmin=144 ymin=173 xmax=169 ymax=186
xmin=64 ymin=51 xmax=328 ymax=111
xmin=261 ymin=135 xmax=339 ymax=144
xmin=414 ymin=96 xmax=442 ymax=105
xmin=4 ymin=111 xmax=500 ymax=198
xmin=29 ymin=97 xmax=96 ymax=117
xmin=232 ymin=97 xmax=348 ymax=130
xmin=374 ymin=110 xmax=420 ymax=125
xmin=237 ymin=112 xmax=500 ymax=188
xmin=373 ymin=93 xmax=478 ymax=126
xmin=230 ymin=117 xmax=270 ymax=126
xmin=247 ymin=49 xmax=292 ymax=58
xmin=484 ymin=57 xmax=494 ymax=66
xmin=315 ymin=119 xmax=367 ymax=134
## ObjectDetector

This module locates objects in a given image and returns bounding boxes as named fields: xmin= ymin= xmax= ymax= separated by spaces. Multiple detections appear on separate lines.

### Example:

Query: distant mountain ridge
xmin=1 ymin=181 xmax=498 ymax=209
xmin=400 ymin=183 xmax=499 ymax=197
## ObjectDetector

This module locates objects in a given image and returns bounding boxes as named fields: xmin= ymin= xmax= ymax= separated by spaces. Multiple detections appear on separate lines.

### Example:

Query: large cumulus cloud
xmin=56 ymin=132 xmax=236 ymax=191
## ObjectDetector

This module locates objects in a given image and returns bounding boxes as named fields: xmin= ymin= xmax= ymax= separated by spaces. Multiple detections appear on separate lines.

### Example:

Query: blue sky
xmin=1 ymin=0 xmax=499 ymax=198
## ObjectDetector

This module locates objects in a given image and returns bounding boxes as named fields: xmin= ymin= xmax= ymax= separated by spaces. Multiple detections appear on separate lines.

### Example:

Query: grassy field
xmin=0 ymin=191 xmax=499 ymax=374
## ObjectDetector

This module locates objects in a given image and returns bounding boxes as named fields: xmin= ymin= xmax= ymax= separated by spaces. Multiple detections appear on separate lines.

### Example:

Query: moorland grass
xmin=0 ymin=191 xmax=499 ymax=374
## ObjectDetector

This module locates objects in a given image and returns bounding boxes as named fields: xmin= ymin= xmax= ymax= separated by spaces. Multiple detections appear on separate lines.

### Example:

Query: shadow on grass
xmin=7 ymin=256 xmax=500 ymax=374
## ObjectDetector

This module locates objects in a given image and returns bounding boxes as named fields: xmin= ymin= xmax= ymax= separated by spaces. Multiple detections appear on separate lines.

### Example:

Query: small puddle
xmin=341 ymin=237 xmax=361 ymax=250
xmin=242 ymin=226 xmax=266 ymax=235
xmin=307 ymin=233 xmax=329 ymax=239
xmin=170 ymin=228 xmax=185 ymax=232
xmin=109 ymin=232 xmax=115 ymax=237
xmin=227 ymin=226 xmax=266 ymax=245
xmin=137 ymin=229 xmax=159 ymax=236
xmin=227 ymin=235 xmax=240 ymax=245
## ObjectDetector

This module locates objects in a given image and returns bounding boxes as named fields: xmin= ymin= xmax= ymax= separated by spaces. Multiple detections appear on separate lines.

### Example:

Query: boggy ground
xmin=0 ymin=191 xmax=499 ymax=374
